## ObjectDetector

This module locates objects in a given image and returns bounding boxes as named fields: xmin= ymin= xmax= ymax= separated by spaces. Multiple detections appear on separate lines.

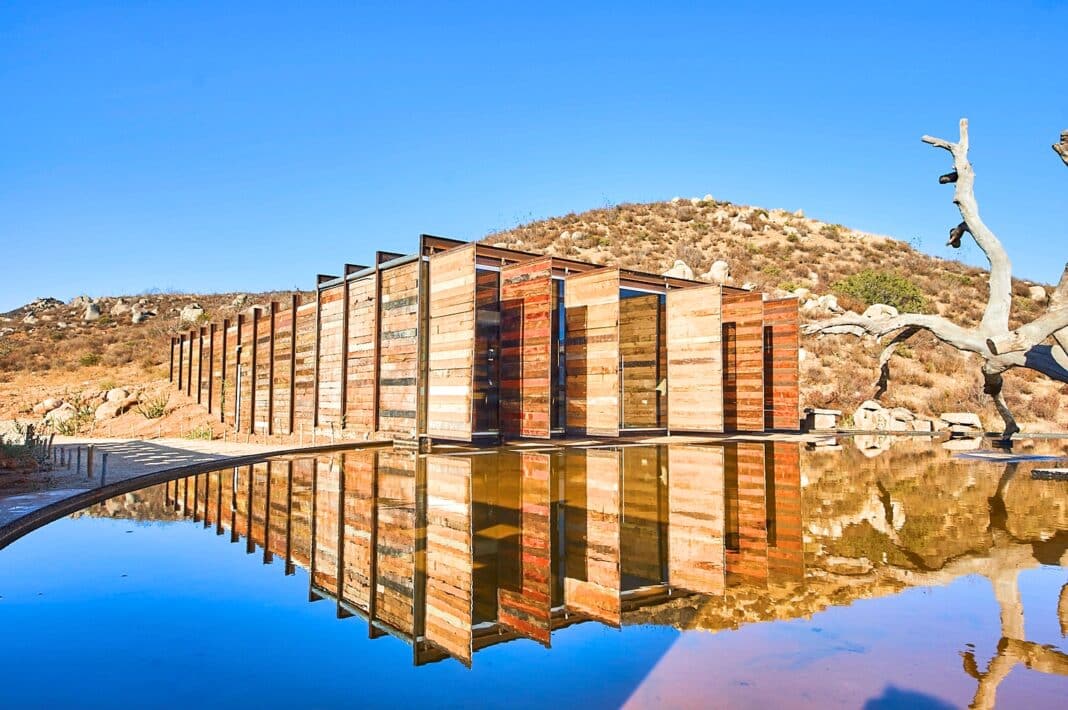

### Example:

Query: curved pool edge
xmin=0 ymin=440 xmax=393 ymax=551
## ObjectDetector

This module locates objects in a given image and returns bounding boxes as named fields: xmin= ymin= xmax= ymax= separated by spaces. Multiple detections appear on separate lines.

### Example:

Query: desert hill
xmin=0 ymin=197 xmax=1063 ymax=435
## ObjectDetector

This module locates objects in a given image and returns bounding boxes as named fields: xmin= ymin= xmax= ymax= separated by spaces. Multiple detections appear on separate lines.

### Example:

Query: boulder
xmin=33 ymin=398 xmax=64 ymax=415
xmin=662 ymin=260 xmax=694 ymax=280
xmin=83 ymin=303 xmax=101 ymax=322
xmin=23 ymin=315 xmax=38 ymax=325
xmin=69 ymin=295 xmax=91 ymax=308
xmin=807 ymin=271 xmax=820 ymax=284
xmin=702 ymin=194 xmax=714 ymax=203
xmin=817 ymin=294 xmax=842 ymax=313
xmin=105 ymin=387 xmax=129 ymax=402
xmin=863 ymin=303 xmax=899 ymax=320
xmin=853 ymin=400 xmax=892 ymax=430
xmin=1029 ymin=285 xmax=1048 ymax=304
xmin=793 ymin=209 xmax=805 ymax=218
xmin=131 ymin=309 xmax=148 ymax=324
xmin=741 ymin=282 xmax=756 ymax=291
xmin=889 ymin=407 xmax=915 ymax=422
xmin=231 ymin=294 xmax=249 ymax=308
xmin=94 ymin=395 xmax=138 ymax=421
xmin=702 ymin=260 xmax=731 ymax=285
xmin=110 ymin=300 xmax=131 ymax=316
xmin=910 ymin=419 xmax=934 ymax=432
xmin=44 ymin=403 xmax=77 ymax=426
xmin=179 ymin=304 xmax=205 ymax=324
xmin=792 ymin=287 xmax=811 ymax=301
xmin=940 ymin=411 xmax=982 ymax=435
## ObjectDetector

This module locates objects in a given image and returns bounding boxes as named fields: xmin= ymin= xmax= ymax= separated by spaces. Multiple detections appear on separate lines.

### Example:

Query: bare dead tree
xmin=804 ymin=120 xmax=1068 ymax=440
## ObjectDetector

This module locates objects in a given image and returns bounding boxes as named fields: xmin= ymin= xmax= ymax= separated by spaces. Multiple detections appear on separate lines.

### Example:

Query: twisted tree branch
xmin=874 ymin=327 xmax=920 ymax=399
xmin=923 ymin=119 xmax=1013 ymax=333
xmin=1055 ymin=130 xmax=1068 ymax=167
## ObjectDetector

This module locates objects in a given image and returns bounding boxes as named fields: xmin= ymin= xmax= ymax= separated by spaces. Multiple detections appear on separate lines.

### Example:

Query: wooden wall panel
xmin=316 ymin=285 xmax=345 ymax=429
xmin=763 ymin=297 xmax=800 ymax=431
xmin=292 ymin=303 xmax=318 ymax=434
xmin=666 ymin=284 xmax=724 ymax=432
xmin=565 ymin=269 xmax=620 ymax=437
xmin=722 ymin=292 xmax=765 ymax=433
xmin=725 ymin=443 xmax=768 ymax=582
xmin=563 ymin=448 xmax=621 ymax=625
xmin=500 ymin=257 xmax=553 ymax=438
xmin=619 ymin=295 xmax=662 ymax=429
xmin=667 ymin=445 xmax=725 ymax=594
xmin=427 ymin=245 xmax=477 ymax=441
xmin=344 ymin=275 xmax=377 ymax=432
xmin=254 ymin=308 xmax=272 ymax=433
xmin=425 ymin=454 xmax=474 ymax=665
xmin=290 ymin=457 xmax=315 ymax=569
xmin=766 ymin=442 xmax=803 ymax=582
xmin=312 ymin=456 xmax=341 ymax=594
xmin=620 ymin=446 xmax=663 ymax=585
xmin=373 ymin=450 xmax=417 ymax=633
xmin=340 ymin=450 xmax=376 ymax=612
xmin=272 ymin=307 xmax=294 ymax=434
xmin=219 ymin=325 xmax=237 ymax=425
xmin=378 ymin=262 xmax=419 ymax=438
xmin=237 ymin=317 xmax=254 ymax=433
xmin=497 ymin=451 xmax=552 ymax=646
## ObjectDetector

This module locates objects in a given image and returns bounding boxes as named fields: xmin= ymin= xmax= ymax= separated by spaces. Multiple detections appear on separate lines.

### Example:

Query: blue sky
xmin=1 ymin=1 xmax=1065 ymax=311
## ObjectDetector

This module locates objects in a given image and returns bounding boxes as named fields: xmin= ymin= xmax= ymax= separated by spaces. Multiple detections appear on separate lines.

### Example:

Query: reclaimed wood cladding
xmin=500 ymin=257 xmax=553 ymax=439
xmin=722 ymin=291 xmax=765 ymax=432
xmin=497 ymin=451 xmax=552 ymax=646
xmin=620 ymin=446 xmax=663 ymax=584
xmin=766 ymin=442 xmax=803 ymax=582
xmin=345 ymin=275 xmax=377 ymax=431
xmin=312 ymin=455 xmax=341 ymax=593
xmin=378 ymin=262 xmax=419 ymax=438
xmin=666 ymin=285 xmax=724 ymax=432
xmin=565 ymin=269 xmax=620 ymax=437
xmin=292 ymin=303 xmax=318 ymax=432
xmin=374 ymin=449 xmax=418 ymax=633
xmin=763 ymin=298 xmax=800 ymax=431
xmin=619 ymin=295 xmax=662 ymax=429
xmin=667 ymin=445 xmax=726 ymax=594
xmin=316 ymin=285 xmax=345 ymax=429
xmin=427 ymin=245 xmax=477 ymax=441
xmin=271 ymin=307 xmax=294 ymax=434
xmin=725 ymin=442 xmax=768 ymax=582
xmin=340 ymin=450 xmax=376 ymax=612
xmin=563 ymin=448 xmax=622 ymax=626
xmin=425 ymin=454 xmax=475 ymax=664
xmin=254 ymin=308 xmax=273 ymax=433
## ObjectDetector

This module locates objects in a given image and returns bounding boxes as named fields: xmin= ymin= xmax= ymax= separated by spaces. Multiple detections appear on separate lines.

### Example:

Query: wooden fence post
xmin=177 ymin=335 xmax=184 ymax=390
xmin=169 ymin=337 xmax=175 ymax=383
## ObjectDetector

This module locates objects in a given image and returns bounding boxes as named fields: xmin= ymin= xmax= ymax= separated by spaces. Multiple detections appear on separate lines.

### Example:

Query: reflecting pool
xmin=3 ymin=439 xmax=1068 ymax=708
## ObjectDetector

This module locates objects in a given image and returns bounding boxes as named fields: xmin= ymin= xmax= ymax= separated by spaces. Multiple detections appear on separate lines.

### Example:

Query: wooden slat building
xmin=169 ymin=235 xmax=800 ymax=443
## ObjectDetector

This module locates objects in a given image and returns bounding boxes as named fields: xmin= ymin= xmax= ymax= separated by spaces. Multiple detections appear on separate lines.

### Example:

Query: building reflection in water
xmin=161 ymin=443 xmax=803 ymax=667
xmin=154 ymin=440 xmax=1068 ymax=706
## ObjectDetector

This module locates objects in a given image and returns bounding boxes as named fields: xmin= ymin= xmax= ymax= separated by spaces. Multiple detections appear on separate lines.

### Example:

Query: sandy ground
xmin=0 ymin=435 xmax=286 ymax=530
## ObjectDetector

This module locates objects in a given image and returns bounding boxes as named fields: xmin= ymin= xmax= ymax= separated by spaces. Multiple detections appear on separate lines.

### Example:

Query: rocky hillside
xmin=0 ymin=290 xmax=306 ymax=438
xmin=485 ymin=197 xmax=1065 ymax=431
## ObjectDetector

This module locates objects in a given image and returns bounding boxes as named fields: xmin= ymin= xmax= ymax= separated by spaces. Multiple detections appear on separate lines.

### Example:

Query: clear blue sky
xmin=1 ymin=1 xmax=1065 ymax=312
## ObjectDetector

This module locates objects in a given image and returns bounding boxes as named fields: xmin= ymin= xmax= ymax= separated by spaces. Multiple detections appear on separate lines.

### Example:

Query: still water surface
xmin=2 ymin=439 xmax=1068 ymax=708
